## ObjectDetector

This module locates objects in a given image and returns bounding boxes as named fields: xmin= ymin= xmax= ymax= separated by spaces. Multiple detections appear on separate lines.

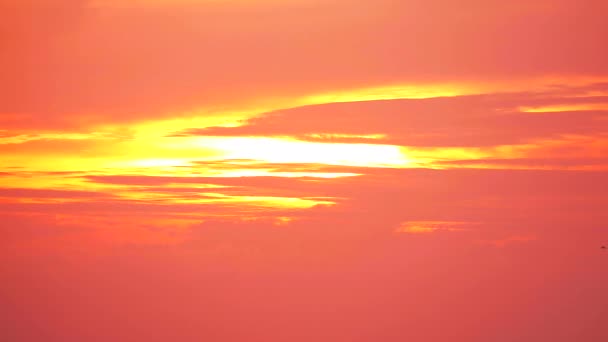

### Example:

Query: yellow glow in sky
xmin=300 ymin=83 xmax=478 ymax=104
xmin=519 ymin=103 xmax=608 ymax=112
xmin=177 ymin=137 xmax=412 ymax=168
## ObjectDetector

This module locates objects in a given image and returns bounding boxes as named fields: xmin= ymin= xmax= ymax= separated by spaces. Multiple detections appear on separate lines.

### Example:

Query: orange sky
xmin=1 ymin=1 xmax=608 ymax=341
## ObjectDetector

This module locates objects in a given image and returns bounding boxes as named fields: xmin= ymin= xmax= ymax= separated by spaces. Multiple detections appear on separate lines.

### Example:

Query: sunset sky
xmin=1 ymin=1 xmax=608 ymax=341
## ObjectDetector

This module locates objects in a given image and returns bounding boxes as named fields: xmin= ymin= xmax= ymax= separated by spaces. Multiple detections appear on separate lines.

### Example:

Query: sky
xmin=1 ymin=0 xmax=608 ymax=341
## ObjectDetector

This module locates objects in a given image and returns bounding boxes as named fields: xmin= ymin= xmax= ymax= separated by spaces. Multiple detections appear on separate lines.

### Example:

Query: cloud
xmin=3 ymin=165 xmax=608 ymax=341
xmin=76 ymin=167 xmax=608 ymax=230
xmin=0 ymin=187 xmax=112 ymax=199
xmin=395 ymin=221 xmax=473 ymax=234
xmin=176 ymin=86 xmax=608 ymax=147
xmin=436 ymin=157 xmax=608 ymax=170
xmin=2 ymin=0 xmax=607 ymax=129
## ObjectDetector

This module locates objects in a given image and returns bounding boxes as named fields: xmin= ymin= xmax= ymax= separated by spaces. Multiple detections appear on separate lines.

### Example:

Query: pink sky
xmin=1 ymin=1 xmax=608 ymax=341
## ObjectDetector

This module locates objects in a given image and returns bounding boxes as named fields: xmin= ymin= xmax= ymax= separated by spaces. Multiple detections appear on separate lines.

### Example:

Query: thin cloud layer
xmin=178 ymin=84 xmax=608 ymax=147
xmin=2 ymin=0 xmax=608 ymax=128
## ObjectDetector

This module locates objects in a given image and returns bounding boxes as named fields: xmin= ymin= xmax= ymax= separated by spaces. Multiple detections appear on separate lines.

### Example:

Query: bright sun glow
xmin=172 ymin=137 xmax=412 ymax=168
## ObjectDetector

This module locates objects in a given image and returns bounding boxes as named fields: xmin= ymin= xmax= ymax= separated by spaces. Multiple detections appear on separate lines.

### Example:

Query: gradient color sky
xmin=1 ymin=1 xmax=608 ymax=341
